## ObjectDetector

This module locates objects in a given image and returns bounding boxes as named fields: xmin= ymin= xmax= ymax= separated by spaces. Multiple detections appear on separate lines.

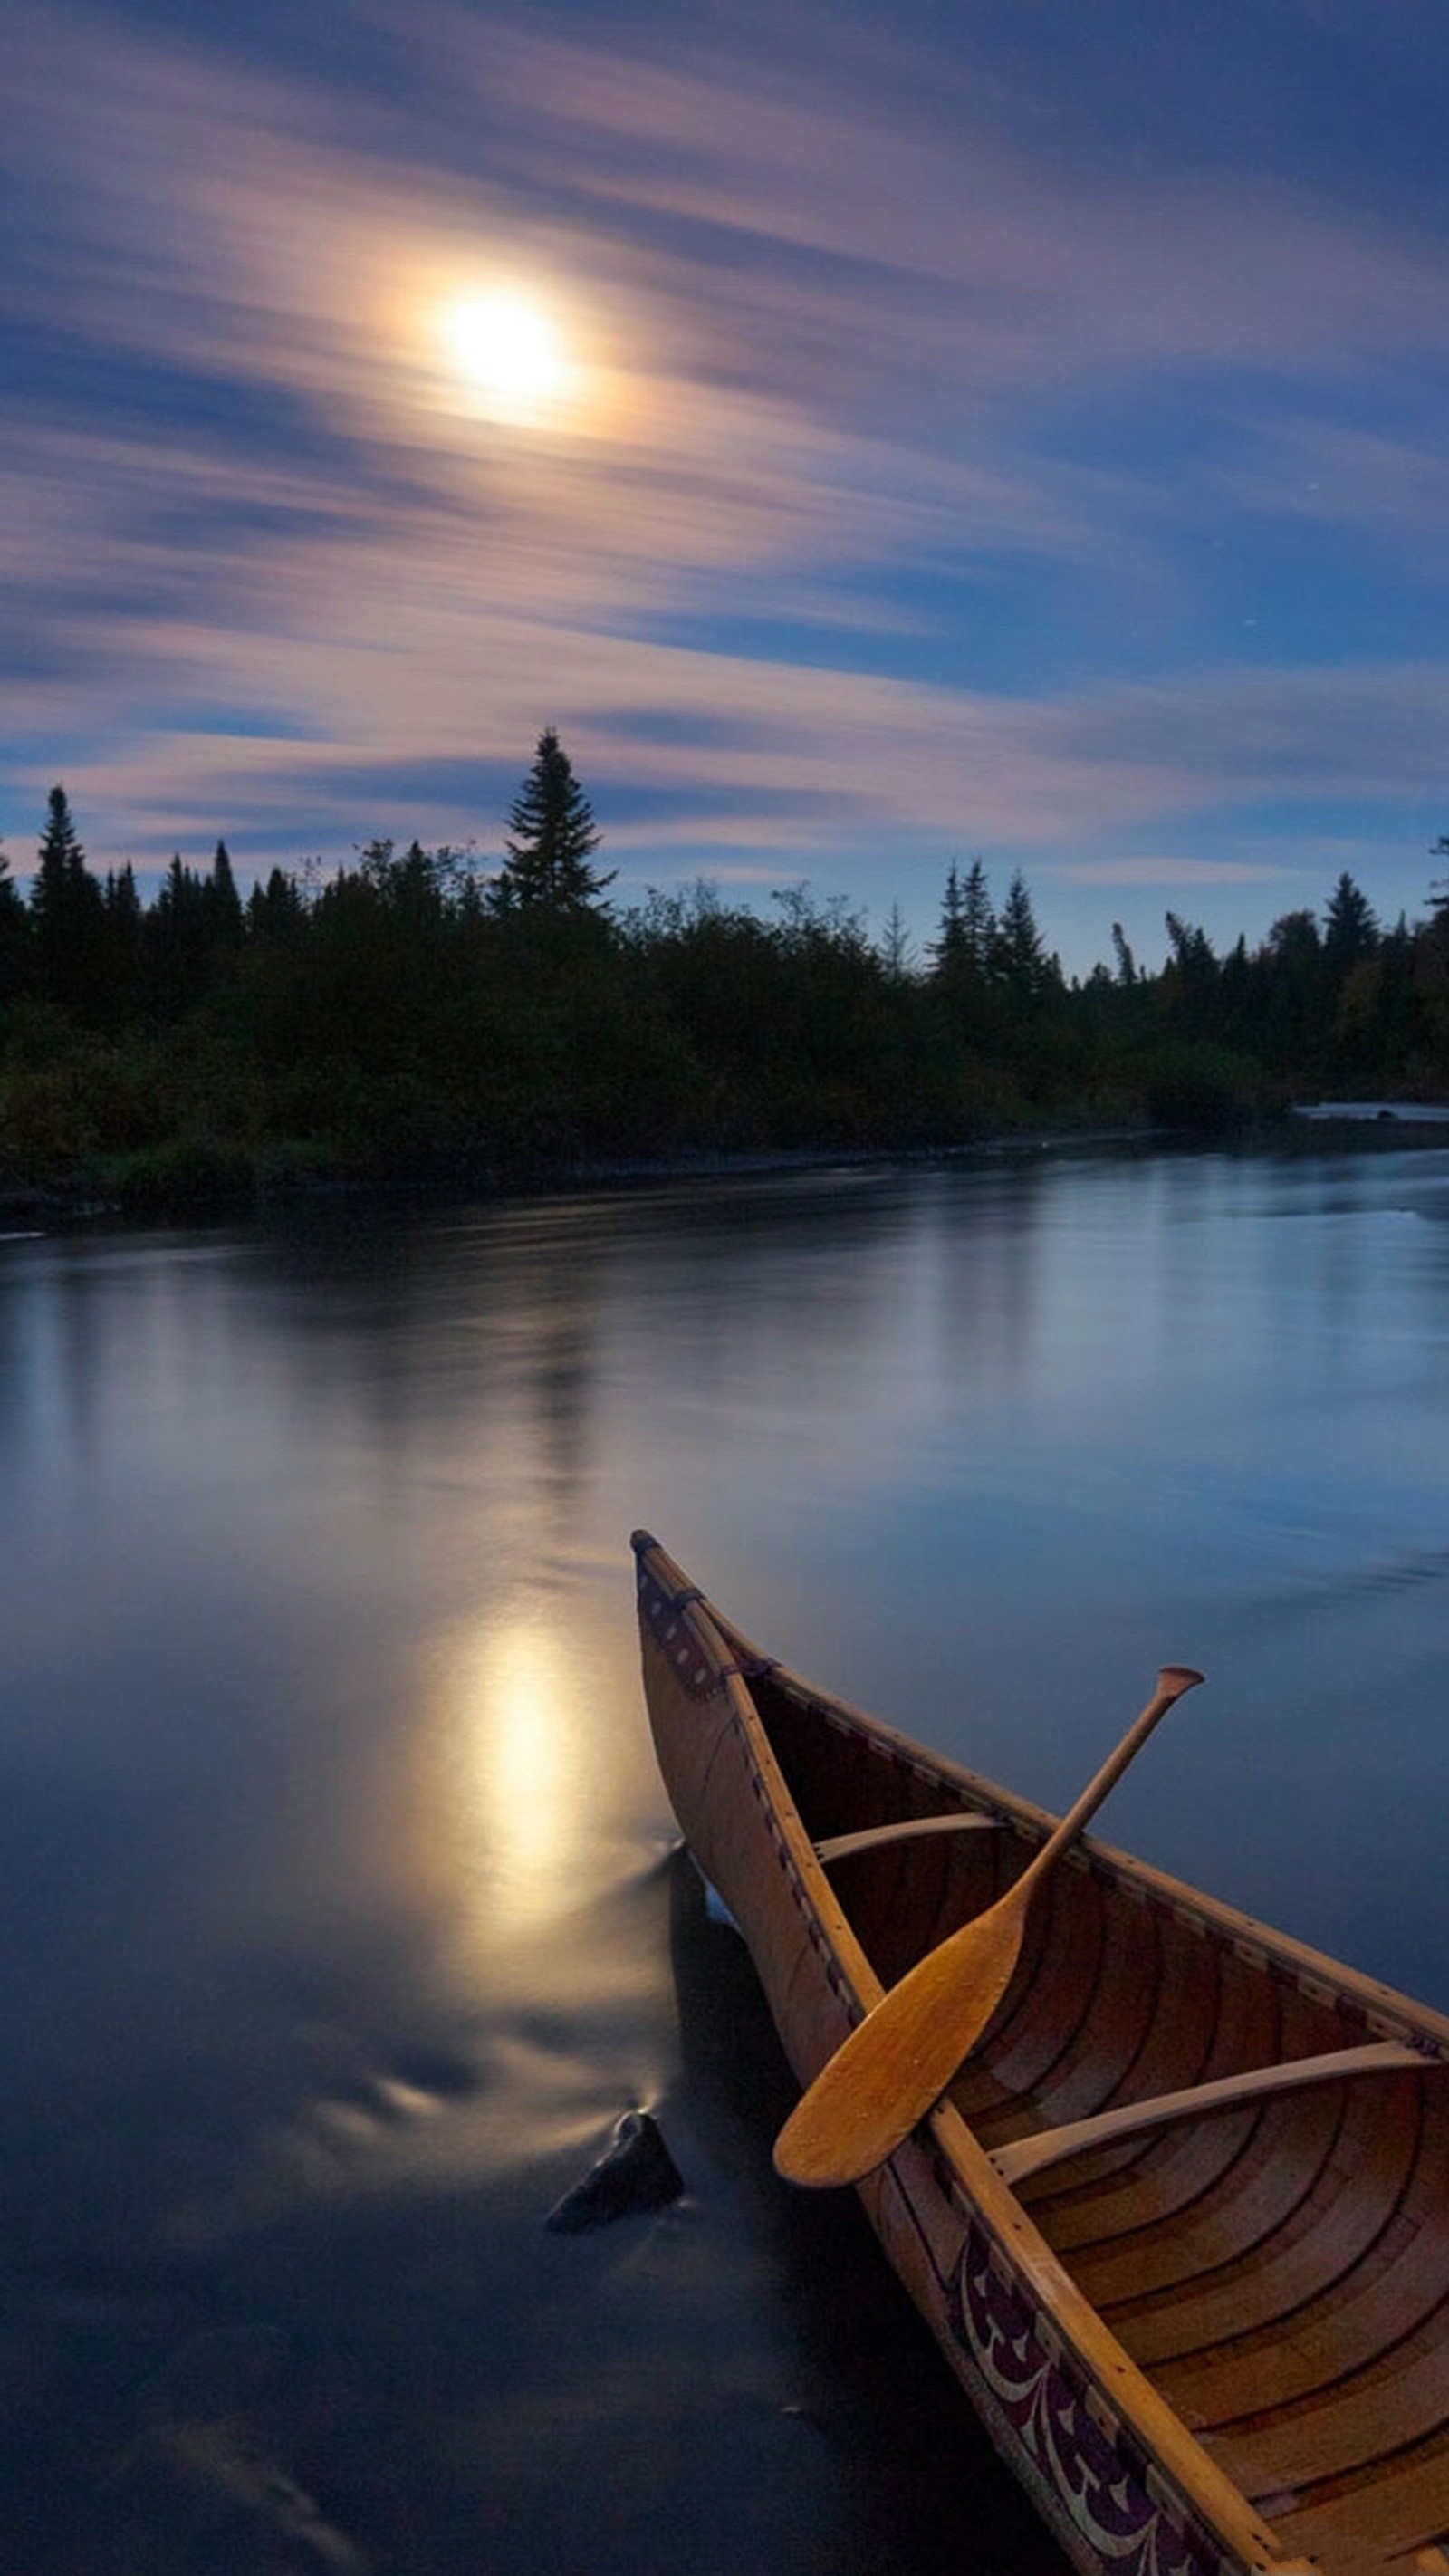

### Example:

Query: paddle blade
xmin=773 ymin=1900 xmax=1026 ymax=2189
xmin=774 ymin=1661 xmax=1206 ymax=2192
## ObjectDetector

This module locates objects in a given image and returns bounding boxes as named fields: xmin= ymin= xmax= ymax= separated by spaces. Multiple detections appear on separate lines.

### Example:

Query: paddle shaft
xmin=773 ymin=1662 xmax=1204 ymax=2189
xmin=1009 ymin=1663 xmax=1204 ymax=1915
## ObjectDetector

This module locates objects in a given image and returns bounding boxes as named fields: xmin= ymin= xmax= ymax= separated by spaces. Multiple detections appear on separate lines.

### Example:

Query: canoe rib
xmin=632 ymin=1531 xmax=1449 ymax=2576
xmin=993 ymin=2040 xmax=1427 ymax=2186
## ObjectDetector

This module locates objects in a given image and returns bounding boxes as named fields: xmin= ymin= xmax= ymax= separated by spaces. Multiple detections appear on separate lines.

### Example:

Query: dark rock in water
xmin=544 ymin=2111 xmax=684 ymax=2233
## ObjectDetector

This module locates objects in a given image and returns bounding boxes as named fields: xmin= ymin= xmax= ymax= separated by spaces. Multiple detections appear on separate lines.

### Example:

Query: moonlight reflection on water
xmin=1 ymin=1142 xmax=1447 ymax=2572
xmin=443 ymin=1604 xmax=597 ymax=1942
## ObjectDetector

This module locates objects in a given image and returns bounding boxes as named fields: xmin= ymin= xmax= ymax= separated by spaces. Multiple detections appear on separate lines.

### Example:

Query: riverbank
xmin=1291 ymin=1099 xmax=1449 ymax=1124
xmin=0 ymin=1116 xmax=1186 ymax=1226
xmin=11 ymin=1096 xmax=1449 ymax=1230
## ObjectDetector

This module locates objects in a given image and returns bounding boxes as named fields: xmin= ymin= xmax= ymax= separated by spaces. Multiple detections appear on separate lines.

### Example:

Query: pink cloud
xmin=5 ymin=0 xmax=1449 ymax=942
xmin=48 ymin=634 xmax=1449 ymax=881
xmin=433 ymin=12 xmax=1449 ymax=386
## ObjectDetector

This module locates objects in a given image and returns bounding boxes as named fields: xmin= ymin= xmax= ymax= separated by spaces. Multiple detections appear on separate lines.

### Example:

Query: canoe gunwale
xmin=695 ymin=1585 xmax=1449 ymax=2064
xmin=632 ymin=1533 xmax=1356 ymax=2576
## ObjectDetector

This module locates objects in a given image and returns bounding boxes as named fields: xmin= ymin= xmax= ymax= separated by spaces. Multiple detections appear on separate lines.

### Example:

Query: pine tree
xmin=928 ymin=859 xmax=993 ymax=983
xmin=1254 ymin=908 xmax=1324 ymax=1071
xmin=929 ymin=861 xmax=967 ymax=976
xmin=959 ymin=860 xmax=994 ymax=979
xmin=1321 ymin=871 xmax=1378 ymax=977
xmin=104 ymin=862 xmax=140 ymax=928
xmin=490 ymin=727 xmax=613 ymax=916
xmin=246 ymin=867 xmax=305 ymax=941
xmin=31 ymin=785 xmax=98 ymax=932
xmin=878 ymin=902 xmax=915 ymax=983
xmin=146 ymin=854 xmax=216 ymax=1012
xmin=991 ymin=870 xmax=1051 ymax=1006
xmin=0 ymin=839 xmax=28 ymax=1003
xmin=207 ymin=840 xmax=245 ymax=946
xmin=1165 ymin=912 xmax=1218 ymax=980
xmin=101 ymin=862 xmax=143 ymax=1003
xmin=1162 ymin=912 xmax=1220 ymax=1037
xmin=30 ymin=784 xmax=103 ymax=1004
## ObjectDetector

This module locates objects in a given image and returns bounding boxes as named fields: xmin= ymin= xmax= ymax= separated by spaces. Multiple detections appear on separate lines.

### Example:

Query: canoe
xmin=633 ymin=1531 xmax=1449 ymax=2576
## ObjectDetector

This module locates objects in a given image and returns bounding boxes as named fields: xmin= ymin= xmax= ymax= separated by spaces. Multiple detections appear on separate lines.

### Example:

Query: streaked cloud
xmin=1216 ymin=418 xmax=1449 ymax=550
xmin=4 ymin=0 xmax=1449 ymax=966
xmin=1050 ymin=858 xmax=1300 ymax=889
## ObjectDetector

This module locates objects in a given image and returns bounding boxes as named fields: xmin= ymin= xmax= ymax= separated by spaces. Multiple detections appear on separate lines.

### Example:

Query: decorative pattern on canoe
xmin=955 ymin=2227 xmax=1221 ymax=2576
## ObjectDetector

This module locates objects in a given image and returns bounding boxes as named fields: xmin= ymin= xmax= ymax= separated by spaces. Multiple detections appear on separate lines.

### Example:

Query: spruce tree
xmin=992 ymin=870 xmax=1051 ymax=1005
xmin=246 ymin=867 xmax=305 ymax=942
xmin=929 ymin=859 xmax=993 ymax=983
xmin=31 ymin=785 xmax=97 ymax=933
xmin=878 ymin=902 xmax=915 ymax=983
xmin=207 ymin=840 xmax=245 ymax=946
xmin=959 ymin=860 xmax=994 ymax=980
xmin=1256 ymin=908 xmax=1324 ymax=1071
xmin=147 ymin=855 xmax=214 ymax=1013
xmin=1322 ymin=871 xmax=1378 ymax=977
xmin=490 ymin=728 xmax=613 ymax=916
xmin=929 ymin=861 xmax=968 ymax=976
xmin=30 ymin=784 xmax=102 ymax=1005
xmin=0 ymin=841 xmax=27 ymax=1004
xmin=101 ymin=862 xmax=143 ymax=1005
xmin=103 ymin=862 xmax=141 ymax=930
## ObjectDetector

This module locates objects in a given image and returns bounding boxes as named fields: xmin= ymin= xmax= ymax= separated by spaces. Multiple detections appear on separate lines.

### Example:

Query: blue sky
xmin=5 ymin=0 xmax=1449 ymax=973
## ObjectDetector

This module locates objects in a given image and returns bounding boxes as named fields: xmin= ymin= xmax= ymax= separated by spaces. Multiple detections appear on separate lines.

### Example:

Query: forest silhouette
xmin=3 ymin=735 xmax=1447 ymax=1204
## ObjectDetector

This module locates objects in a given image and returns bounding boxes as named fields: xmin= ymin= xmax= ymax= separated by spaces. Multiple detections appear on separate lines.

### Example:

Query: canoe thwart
xmin=990 ymin=2038 xmax=1430 ymax=2187
xmin=814 ymin=1812 xmax=1004 ymax=1864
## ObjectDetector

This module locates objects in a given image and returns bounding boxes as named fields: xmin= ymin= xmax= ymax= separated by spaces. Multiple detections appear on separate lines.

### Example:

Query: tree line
xmin=3 ymin=729 xmax=1448 ymax=1201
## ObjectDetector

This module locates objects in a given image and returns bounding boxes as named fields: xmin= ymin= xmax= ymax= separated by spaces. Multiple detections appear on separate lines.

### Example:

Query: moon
xmin=444 ymin=286 xmax=576 ymax=426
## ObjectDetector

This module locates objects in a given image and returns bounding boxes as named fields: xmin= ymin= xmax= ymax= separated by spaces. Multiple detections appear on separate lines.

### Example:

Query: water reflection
xmin=444 ymin=1603 xmax=592 ymax=1941
xmin=5 ymin=1142 xmax=1449 ymax=2571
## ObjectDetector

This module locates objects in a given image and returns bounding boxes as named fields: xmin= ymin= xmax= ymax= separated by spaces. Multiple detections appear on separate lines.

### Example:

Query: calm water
xmin=3 ymin=1141 xmax=1448 ymax=2574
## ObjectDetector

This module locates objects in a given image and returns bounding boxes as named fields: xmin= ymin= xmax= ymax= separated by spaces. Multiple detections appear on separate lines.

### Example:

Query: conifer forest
xmin=4 ymin=731 xmax=1448 ymax=1205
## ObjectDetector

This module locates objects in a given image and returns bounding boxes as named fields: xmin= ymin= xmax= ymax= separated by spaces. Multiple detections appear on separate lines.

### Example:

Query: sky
xmin=5 ymin=0 xmax=1449 ymax=976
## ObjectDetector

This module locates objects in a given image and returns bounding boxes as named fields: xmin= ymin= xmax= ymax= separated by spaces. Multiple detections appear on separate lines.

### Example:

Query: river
xmin=2 ymin=1137 xmax=1447 ymax=2573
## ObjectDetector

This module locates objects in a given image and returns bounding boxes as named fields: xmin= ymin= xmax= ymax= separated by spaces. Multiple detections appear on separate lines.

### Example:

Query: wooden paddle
xmin=773 ymin=1662 xmax=1205 ymax=2189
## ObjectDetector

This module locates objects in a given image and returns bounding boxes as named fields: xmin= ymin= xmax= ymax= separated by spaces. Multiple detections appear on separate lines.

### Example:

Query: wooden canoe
xmin=633 ymin=1531 xmax=1449 ymax=2576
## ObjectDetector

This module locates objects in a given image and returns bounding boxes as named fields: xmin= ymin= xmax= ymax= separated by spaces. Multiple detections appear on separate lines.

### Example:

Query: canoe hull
xmin=635 ymin=1537 xmax=1297 ymax=2576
